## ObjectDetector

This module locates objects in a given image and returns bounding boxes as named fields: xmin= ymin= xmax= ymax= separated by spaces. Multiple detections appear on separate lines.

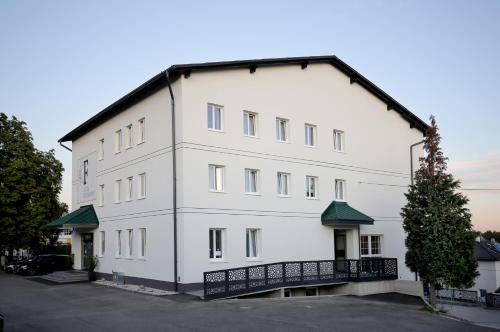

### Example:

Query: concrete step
xmin=39 ymin=270 xmax=89 ymax=283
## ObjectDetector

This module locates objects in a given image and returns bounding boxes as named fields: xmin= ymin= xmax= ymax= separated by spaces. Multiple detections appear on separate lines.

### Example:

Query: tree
xmin=401 ymin=116 xmax=478 ymax=306
xmin=481 ymin=230 xmax=500 ymax=242
xmin=0 ymin=113 xmax=68 ymax=257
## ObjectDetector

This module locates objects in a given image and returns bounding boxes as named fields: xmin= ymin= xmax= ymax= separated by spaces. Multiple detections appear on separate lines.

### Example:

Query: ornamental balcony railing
xmin=204 ymin=258 xmax=398 ymax=300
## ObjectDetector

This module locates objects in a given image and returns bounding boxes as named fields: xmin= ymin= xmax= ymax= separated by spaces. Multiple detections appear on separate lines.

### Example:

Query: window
xmin=98 ymin=139 xmax=104 ymax=160
xmin=304 ymin=124 xmax=316 ymax=147
xmin=115 ymin=180 xmax=122 ymax=203
xmin=243 ymin=111 xmax=257 ymax=137
xmin=209 ymin=229 xmax=224 ymax=260
xmin=334 ymin=130 xmax=345 ymax=152
xmin=276 ymin=118 xmax=289 ymax=142
xmin=116 ymin=230 xmax=122 ymax=257
xmin=277 ymin=172 xmax=290 ymax=196
xmin=138 ymin=173 xmax=146 ymax=199
xmin=208 ymin=165 xmax=224 ymax=192
xmin=360 ymin=235 xmax=382 ymax=257
xmin=139 ymin=228 xmax=146 ymax=258
xmin=126 ymin=229 xmax=133 ymax=257
xmin=245 ymin=168 xmax=260 ymax=194
xmin=99 ymin=231 xmax=105 ymax=256
xmin=61 ymin=229 xmax=72 ymax=236
xmin=115 ymin=130 xmax=122 ymax=153
xmin=126 ymin=177 xmax=133 ymax=201
xmin=246 ymin=228 xmax=260 ymax=259
xmin=125 ymin=124 xmax=132 ymax=149
xmin=306 ymin=176 xmax=318 ymax=199
xmin=138 ymin=118 xmax=145 ymax=144
xmin=207 ymin=104 xmax=223 ymax=131
xmin=335 ymin=179 xmax=346 ymax=201
xmin=98 ymin=184 xmax=104 ymax=206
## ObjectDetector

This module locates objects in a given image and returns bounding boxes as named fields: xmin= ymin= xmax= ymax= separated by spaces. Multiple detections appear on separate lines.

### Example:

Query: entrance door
xmin=334 ymin=231 xmax=346 ymax=260
xmin=81 ymin=233 xmax=94 ymax=270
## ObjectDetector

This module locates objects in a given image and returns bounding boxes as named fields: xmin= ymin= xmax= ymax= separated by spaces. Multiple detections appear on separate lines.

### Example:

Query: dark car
xmin=4 ymin=257 xmax=32 ymax=274
xmin=18 ymin=255 xmax=72 ymax=276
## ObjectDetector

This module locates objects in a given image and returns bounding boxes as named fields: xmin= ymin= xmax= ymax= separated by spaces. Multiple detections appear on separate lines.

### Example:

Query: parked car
xmin=4 ymin=257 xmax=33 ymax=274
xmin=18 ymin=255 xmax=72 ymax=276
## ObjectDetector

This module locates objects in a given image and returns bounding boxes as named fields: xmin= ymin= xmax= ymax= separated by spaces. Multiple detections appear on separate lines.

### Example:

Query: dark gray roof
xmin=59 ymin=55 xmax=429 ymax=142
xmin=475 ymin=241 xmax=500 ymax=261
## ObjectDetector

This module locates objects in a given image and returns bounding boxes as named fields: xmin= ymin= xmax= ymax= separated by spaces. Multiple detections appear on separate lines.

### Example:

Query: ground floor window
xmin=99 ymin=231 xmax=105 ymax=256
xmin=116 ymin=230 xmax=122 ymax=257
xmin=246 ymin=228 xmax=260 ymax=259
xmin=139 ymin=228 xmax=146 ymax=258
xmin=126 ymin=229 xmax=133 ymax=257
xmin=209 ymin=229 xmax=225 ymax=260
xmin=360 ymin=235 xmax=382 ymax=257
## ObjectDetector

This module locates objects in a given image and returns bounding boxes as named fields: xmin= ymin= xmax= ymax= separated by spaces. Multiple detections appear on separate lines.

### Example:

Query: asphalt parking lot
xmin=0 ymin=272 xmax=495 ymax=332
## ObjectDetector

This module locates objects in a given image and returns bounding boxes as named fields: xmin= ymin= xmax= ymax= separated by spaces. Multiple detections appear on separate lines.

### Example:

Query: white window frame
xmin=334 ymin=129 xmax=345 ymax=152
xmin=207 ymin=104 xmax=223 ymax=131
xmin=335 ymin=179 xmax=346 ymax=201
xmin=138 ymin=173 xmax=146 ymax=199
xmin=360 ymin=235 xmax=382 ymax=257
xmin=209 ymin=228 xmax=225 ymax=261
xmin=246 ymin=228 xmax=261 ymax=260
xmin=245 ymin=168 xmax=260 ymax=194
xmin=125 ymin=124 xmax=133 ymax=149
xmin=276 ymin=118 xmax=289 ymax=142
xmin=304 ymin=124 xmax=317 ymax=147
xmin=277 ymin=172 xmax=291 ymax=197
xmin=138 ymin=118 xmax=145 ymax=144
xmin=138 ymin=228 xmax=146 ymax=258
xmin=116 ymin=230 xmax=122 ymax=258
xmin=126 ymin=229 xmax=133 ymax=258
xmin=243 ymin=111 xmax=258 ymax=137
xmin=115 ymin=129 xmax=122 ymax=154
xmin=306 ymin=176 xmax=318 ymax=199
xmin=99 ymin=231 xmax=105 ymax=257
xmin=98 ymin=138 xmax=104 ymax=161
xmin=115 ymin=179 xmax=122 ymax=204
xmin=208 ymin=165 xmax=225 ymax=192
xmin=98 ymin=184 xmax=104 ymax=206
xmin=126 ymin=176 xmax=133 ymax=201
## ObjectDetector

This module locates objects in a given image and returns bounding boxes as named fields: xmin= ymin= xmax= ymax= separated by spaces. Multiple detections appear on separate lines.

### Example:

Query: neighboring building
xmin=473 ymin=240 xmax=500 ymax=293
xmin=49 ymin=56 xmax=428 ymax=292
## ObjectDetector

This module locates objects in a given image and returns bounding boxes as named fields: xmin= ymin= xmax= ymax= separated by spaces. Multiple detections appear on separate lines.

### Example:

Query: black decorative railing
xmin=204 ymin=258 xmax=398 ymax=299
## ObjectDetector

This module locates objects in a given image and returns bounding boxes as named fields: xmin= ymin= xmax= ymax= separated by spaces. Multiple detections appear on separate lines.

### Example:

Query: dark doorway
xmin=81 ymin=233 xmax=94 ymax=270
xmin=334 ymin=230 xmax=347 ymax=260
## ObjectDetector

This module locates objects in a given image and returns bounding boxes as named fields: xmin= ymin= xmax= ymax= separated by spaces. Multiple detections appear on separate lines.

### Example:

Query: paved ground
xmin=0 ymin=272 xmax=496 ymax=332
xmin=443 ymin=303 xmax=500 ymax=330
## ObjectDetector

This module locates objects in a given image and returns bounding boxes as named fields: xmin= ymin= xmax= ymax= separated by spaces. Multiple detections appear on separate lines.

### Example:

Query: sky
xmin=1 ymin=0 xmax=499 ymax=231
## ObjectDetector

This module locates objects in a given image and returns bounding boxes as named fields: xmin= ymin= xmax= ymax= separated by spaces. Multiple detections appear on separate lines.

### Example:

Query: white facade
xmin=67 ymin=60 xmax=425 ymax=290
xmin=473 ymin=261 xmax=500 ymax=292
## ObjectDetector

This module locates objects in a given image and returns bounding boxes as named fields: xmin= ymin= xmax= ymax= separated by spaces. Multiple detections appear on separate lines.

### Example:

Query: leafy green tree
xmin=401 ymin=116 xmax=478 ymax=306
xmin=481 ymin=230 xmax=500 ymax=242
xmin=0 ymin=113 xmax=67 ymax=257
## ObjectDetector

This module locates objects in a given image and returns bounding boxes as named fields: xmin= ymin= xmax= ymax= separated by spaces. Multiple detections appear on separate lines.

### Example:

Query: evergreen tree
xmin=401 ymin=116 xmax=478 ymax=306
xmin=0 ymin=113 xmax=67 ymax=257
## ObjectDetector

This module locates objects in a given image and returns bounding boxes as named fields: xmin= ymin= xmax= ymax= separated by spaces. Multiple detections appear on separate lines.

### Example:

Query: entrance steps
xmin=39 ymin=270 xmax=89 ymax=284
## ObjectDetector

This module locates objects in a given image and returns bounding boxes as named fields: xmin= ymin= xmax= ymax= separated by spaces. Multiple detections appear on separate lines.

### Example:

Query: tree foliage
xmin=481 ymin=230 xmax=500 ymax=242
xmin=401 ymin=116 xmax=478 ymax=303
xmin=0 ymin=113 xmax=68 ymax=255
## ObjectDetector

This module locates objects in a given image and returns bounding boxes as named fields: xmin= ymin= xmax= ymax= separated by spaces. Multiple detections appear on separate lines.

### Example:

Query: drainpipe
xmin=410 ymin=140 xmax=425 ymax=282
xmin=165 ymin=71 xmax=178 ymax=292
xmin=59 ymin=141 xmax=72 ymax=152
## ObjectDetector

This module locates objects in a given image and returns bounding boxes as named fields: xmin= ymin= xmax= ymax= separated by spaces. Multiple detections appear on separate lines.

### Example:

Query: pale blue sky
xmin=1 ymin=0 xmax=499 ymax=230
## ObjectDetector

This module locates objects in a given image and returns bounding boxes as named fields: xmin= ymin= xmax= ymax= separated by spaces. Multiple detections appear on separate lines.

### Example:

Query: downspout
xmin=59 ymin=141 xmax=72 ymax=152
xmin=165 ymin=70 xmax=178 ymax=292
xmin=410 ymin=140 xmax=425 ymax=282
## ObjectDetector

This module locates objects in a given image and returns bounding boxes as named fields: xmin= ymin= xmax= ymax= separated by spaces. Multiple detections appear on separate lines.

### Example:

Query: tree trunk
xmin=429 ymin=283 xmax=437 ymax=307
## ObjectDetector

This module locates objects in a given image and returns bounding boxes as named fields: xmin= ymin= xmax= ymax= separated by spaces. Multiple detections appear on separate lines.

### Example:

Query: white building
xmin=51 ymin=56 xmax=428 ymax=293
xmin=472 ymin=240 xmax=500 ymax=293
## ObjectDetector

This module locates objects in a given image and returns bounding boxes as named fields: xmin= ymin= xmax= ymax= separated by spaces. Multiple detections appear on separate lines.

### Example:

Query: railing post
xmin=317 ymin=261 xmax=320 ymax=282
xmin=377 ymin=259 xmax=381 ymax=278
xmin=225 ymin=270 xmax=229 ymax=295
xmin=300 ymin=262 xmax=304 ymax=282
xmin=357 ymin=260 xmax=361 ymax=280
xmin=347 ymin=260 xmax=351 ymax=279
xmin=203 ymin=272 xmax=207 ymax=297
xmin=282 ymin=263 xmax=286 ymax=284
xmin=245 ymin=267 xmax=249 ymax=291
xmin=264 ymin=265 xmax=268 ymax=286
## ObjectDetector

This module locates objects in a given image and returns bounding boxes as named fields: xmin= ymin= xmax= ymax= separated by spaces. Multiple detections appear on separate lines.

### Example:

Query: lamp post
xmin=410 ymin=140 xmax=425 ymax=281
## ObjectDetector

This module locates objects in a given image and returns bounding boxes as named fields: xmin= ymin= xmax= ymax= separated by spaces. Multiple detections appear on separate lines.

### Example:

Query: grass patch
xmin=420 ymin=305 xmax=448 ymax=314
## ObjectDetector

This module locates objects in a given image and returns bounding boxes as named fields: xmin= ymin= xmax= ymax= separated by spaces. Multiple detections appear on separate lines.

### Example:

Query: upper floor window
xmin=98 ymin=139 xmax=104 ymax=161
xmin=243 ymin=111 xmax=257 ymax=137
xmin=209 ymin=228 xmax=225 ymax=260
xmin=115 ymin=130 xmax=122 ymax=153
xmin=208 ymin=165 xmax=224 ymax=192
xmin=245 ymin=168 xmax=260 ymax=194
xmin=138 ymin=173 xmax=146 ymax=199
xmin=207 ymin=104 xmax=223 ymax=131
xmin=138 ymin=118 xmax=146 ymax=144
xmin=277 ymin=172 xmax=291 ymax=196
xmin=276 ymin=118 xmax=289 ymax=142
xmin=360 ymin=235 xmax=382 ymax=257
xmin=126 ymin=176 xmax=133 ymax=201
xmin=115 ymin=179 xmax=122 ymax=203
xmin=334 ymin=130 xmax=345 ymax=152
xmin=246 ymin=228 xmax=260 ymax=259
xmin=98 ymin=184 xmax=104 ymax=206
xmin=335 ymin=179 xmax=346 ymax=201
xmin=306 ymin=176 xmax=318 ymax=199
xmin=125 ymin=124 xmax=133 ymax=149
xmin=304 ymin=124 xmax=317 ymax=147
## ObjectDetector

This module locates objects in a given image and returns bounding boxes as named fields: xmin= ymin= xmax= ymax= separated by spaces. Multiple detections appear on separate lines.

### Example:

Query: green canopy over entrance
xmin=45 ymin=205 xmax=99 ymax=229
xmin=321 ymin=201 xmax=374 ymax=226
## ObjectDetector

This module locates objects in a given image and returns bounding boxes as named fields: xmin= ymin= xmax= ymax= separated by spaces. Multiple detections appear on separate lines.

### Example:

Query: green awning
xmin=321 ymin=201 xmax=374 ymax=226
xmin=46 ymin=205 xmax=99 ymax=229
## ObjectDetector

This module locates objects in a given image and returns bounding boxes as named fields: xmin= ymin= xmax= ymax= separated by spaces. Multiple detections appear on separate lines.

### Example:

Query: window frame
xmin=306 ymin=176 xmax=318 ymax=199
xmin=126 ymin=229 xmax=133 ymax=258
xmin=304 ymin=124 xmax=317 ymax=147
xmin=116 ymin=230 xmax=122 ymax=258
xmin=98 ymin=184 xmax=105 ymax=206
xmin=245 ymin=168 xmax=260 ymax=194
xmin=276 ymin=118 xmax=289 ymax=143
xmin=335 ymin=179 xmax=346 ymax=201
xmin=115 ymin=179 xmax=122 ymax=204
xmin=208 ymin=164 xmax=225 ymax=192
xmin=138 ymin=118 xmax=146 ymax=144
xmin=125 ymin=124 xmax=133 ymax=149
xmin=126 ymin=176 xmax=133 ymax=201
xmin=243 ymin=111 xmax=258 ymax=137
xmin=99 ymin=231 xmax=105 ymax=257
xmin=138 ymin=228 xmax=146 ymax=258
xmin=277 ymin=172 xmax=291 ymax=197
xmin=209 ymin=228 xmax=225 ymax=261
xmin=115 ymin=130 xmax=122 ymax=154
xmin=138 ymin=173 xmax=146 ymax=199
xmin=246 ymin=228 xmax=261 ymax=260
xmin=360 ymin=235 xmax=382 ymax=257
xmin=207 ymin=104 xmax=224 ymax=132
xmin=98 ymin=138 xmax=104 ymax=161
xmin=333 ymin=129 xmax=345 ymax=152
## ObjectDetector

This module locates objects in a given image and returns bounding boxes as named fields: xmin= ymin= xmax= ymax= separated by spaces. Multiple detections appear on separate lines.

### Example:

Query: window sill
xmin=137 ymin=257 xmax=146 ymax=261
xmin=137 ymin=196 xmax=146 ymax=200
xmin=125 ymin=199 xmax=132 ymax=202
xmin=334 ymin=199 xmax=346 ymax=202
xmin=245 ymin=192 xmax=261 ymax=196
xmin=115 ymin=256 xmax=122 ymax=259
xmin=98 ymin=255 xmax=104 ymax=258
xmin=209 ymin=259 xmax=227 ymax=263
xmin=98 ymin=204 xmax=104 ymax=207
xmin=209 ymin=190 xmax=226 ymax=194
xmin=98 ymin=158 xmax=104 ymax=162
xmin=277 ymin=194 xmax=291 ymax=198
xmin=243 ymin=134 xmax=259 ymax=139
xmin=246 ymin=258 xmax=262 ymax=262
xmin=306 ymin=197 xmax=319 ymax=200
xmin=114 ymin=151 xmax=121 ymax=155
xmin=125 ymin=257 xmax=133 ymax=260
xmin=305 ymin=145 xmax=317 ymax=149
xmin=334 ymin=150 xmax=346 ymax=154
xmin=208 ymin=128 xmax=224 ymax=133
xmin=276 ymin=140 xmax=290 ymax=144
xmin=114 ymin=201 xmax=121 ymax=204
xmin=137 ymin=140 xmax=146 ymax=145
